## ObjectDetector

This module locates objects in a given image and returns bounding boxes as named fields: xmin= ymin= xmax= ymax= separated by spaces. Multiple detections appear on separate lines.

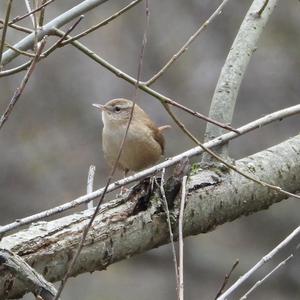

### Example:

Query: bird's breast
xmin=102 ymin=124 xmax=163 ymax=171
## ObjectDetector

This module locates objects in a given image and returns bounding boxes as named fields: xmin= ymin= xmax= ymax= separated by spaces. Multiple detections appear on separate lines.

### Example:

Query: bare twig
xmin=48 ymin=15 xmax=84 ymax=50
xmin=1 ymin=103 xmax=300 ymax=236
xmin=53 ymin=1 xmax=149 ymax=299
xmin=178 ymin=175 xmax=187 ymax=300
xmin=156 ymin=169 xmax=179 ymax=292
xmin=5 ymin=42 xmax=44 ymax=57
xmin=240 ymin=253 xmax=295 ymax=300
xmin=0 ymin=19 xmax=33 ymax=34
xmin=0 ymin=37 xmax=47 ymax=130
xmin=55 ymin=31 xmax=240 ymax=134
xmin=24 ymin=0 xmax=36 ymax=27
xmin=61 ymin=0 xmax=143 ymax=45
xmin=10 ymin=0 xmax=55 ymax=25
xmin=0 ymin=60 xmax=32 ymax=77
xmin=215 ymin=260 xmax=239 ymax=299
xmin=217 ymin=226 xmax=300 ymax=300
xmin=0 ymin=0 xmax=13 ymax=68
xmin=1 ymin=0 xmax=110 ymax=65
xmin=0 ymin=16 xmax=83 ymax=78
xmin=38 ymin=0 xmax=47 ymax=27
xmin=87 ymin=165 xmax=96 ymax=209
xmin=145 ymin=0 xmax=230 ymax=86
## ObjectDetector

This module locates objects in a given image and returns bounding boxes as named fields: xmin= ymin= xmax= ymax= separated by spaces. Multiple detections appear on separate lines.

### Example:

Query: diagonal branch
xmin=145 ymin=0 xmax=230 ymax=86
xmin=1 ymin=0 xmax=110 ymax=66
xmin=53 ymin=31 xmax=239 ymax=133
xmin=61 ymin=0 xmax=143 ymax=45
xmin=1 ymin=133 xmax=300 ymax=299
xmin=9 ymin=0 xmax=55 ymax=25
xmin=1 ymin=103 xmax=299 ymax=236
xmin=0 ymin=37 xmax=47 ymax=130
xmin=218 ymin=226 xmax=300 ymax=300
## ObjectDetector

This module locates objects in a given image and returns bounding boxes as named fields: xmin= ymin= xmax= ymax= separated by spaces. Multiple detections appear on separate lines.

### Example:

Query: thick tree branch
xmin=0 ymin=249 xmax=57 ymax=300
xmin=1 ymin=134 xmax=300 ymax=299
xmin=1 ymin=103 xmax=299 ymax=236
xmin=203 ymin=0 xmax=278 ymax=160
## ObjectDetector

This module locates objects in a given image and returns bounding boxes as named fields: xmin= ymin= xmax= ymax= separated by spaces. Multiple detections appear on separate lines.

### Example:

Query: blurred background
xmin=0 ymin=0 xmax=300 ymax=299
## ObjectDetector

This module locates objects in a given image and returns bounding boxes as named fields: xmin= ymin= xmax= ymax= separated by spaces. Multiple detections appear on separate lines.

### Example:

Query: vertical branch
xmin=87 ymin=165 xmax=96 ymax=209
xmin=38 ymin=0 xmax=47 ymax=27
xmin=203 ymin=0 xmax=278 ymax=162
xmin=178 ymin=175 xmax=187 ymax=300
xmin=24 ymin=0 xmax=36 ymax=27
xmin=157 ymin=169 xmax=180 ymax=293
xmin=0 ymin=0 xmax=13 ymax=68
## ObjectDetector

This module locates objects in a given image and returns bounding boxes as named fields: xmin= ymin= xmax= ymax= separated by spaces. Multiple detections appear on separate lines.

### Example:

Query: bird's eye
xmin=114 ymin=106 xmax=121 ymax=113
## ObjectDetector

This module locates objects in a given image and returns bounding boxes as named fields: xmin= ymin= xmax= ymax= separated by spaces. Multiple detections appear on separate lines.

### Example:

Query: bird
xmin=93 ymin=98 xmax=170 ymax=177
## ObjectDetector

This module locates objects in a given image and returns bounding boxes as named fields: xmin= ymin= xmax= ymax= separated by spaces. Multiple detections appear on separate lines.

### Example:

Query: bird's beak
xmin=92 ymin=103 xmax=105 ymax=110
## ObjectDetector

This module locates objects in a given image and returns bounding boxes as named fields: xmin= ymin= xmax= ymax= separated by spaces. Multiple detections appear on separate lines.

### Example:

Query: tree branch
xmin=0 ymin=249 xmax=58 ymax=300
xmin=203 ymin=0 xmax=278 ymax=161
xmin=1 ymin=134 xmax=300 ymax=299
xmin=1 ymin=103 xmax=299 ymax=236
xmin=1 ymin=0 xmax=110 ymax=66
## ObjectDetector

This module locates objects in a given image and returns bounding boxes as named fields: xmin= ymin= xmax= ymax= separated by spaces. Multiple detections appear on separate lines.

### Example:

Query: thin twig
xmin=0 ymin=15 xmax=82 ymax=78
xmin=24 ymin=0 xmax=36 ymax=27
xmin=2 ymin=0 xmax=110 ymax=66
xmin=55 ymin=30 xmax=240 ymax=134
xmin=53 ymin=2 xmax=149 ymax=299
xmin=0 ymin=17 xmax=83 ymax=78
xmin=0 ymin=37 xmax=47 ymax=130
xmin=38 ymin=0 xmax=47 ymax=27
xmin=240 ymin=253 xmax=295 ymax=300
xmin=156 ymin=169 xmax=179 ymax=293
xmin=0 ymin=0 xmax=13 ymax=68
xmin=5 ymin=42 xmax=44 ymax=58
xmin=157 ymin=97 xmax=300 ymax=207
xmin=178 ymin=175 xmax=187 ymax=300
xmin=0 ymin=103 xmax=300 ymax=236
xmin=0 ymin=61 xmax=32 ymax=77
xmin=48 ymin=15 xmax=84 ymax=51
xmin=10 ymin=0 xmax=55 ymax=25
xmin=0 ymin=19 xmax=33 ymax=34
xmin=61 ymin=0 xmax=143 ymax=45
xmin=145 ymin=0 xmax=230 ymax=86
xmin=87 ymin=165 xmax=96 ymax=209
xmin=217 ymin=226 xmax=300 ymax=300
xmin=215 ymin=260 xmax=239 ymax=299
xmin=167 ymin=103 xmax=300 ymax=201
xmin=63 ymin=15 xmax=297 ymax=204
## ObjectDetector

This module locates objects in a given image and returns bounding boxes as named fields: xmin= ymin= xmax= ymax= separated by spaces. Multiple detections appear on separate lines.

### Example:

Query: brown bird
xmin=93 ymin=98 xmax=169 ymax=177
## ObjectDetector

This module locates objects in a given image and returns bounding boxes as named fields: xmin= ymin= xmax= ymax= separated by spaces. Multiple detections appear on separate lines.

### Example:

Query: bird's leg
xmin=119 ymin=169 xmax=129 ymax=196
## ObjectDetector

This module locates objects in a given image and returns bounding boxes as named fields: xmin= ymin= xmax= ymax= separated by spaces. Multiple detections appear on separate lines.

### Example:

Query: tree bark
xmin=1 ymin=134 xmax=300 ymax=299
